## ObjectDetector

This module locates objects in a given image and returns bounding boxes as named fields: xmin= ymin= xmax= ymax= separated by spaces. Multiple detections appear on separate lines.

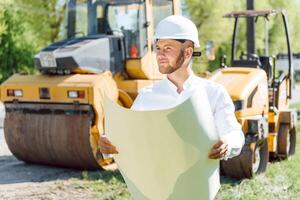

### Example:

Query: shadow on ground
xmin=0 ymin=155 xmax=124 ymax=185
xmin=0 ymin=155 xmax=84 ymax=184
xmin=80 ymin=169 xmax=125 ymax=183
xmin=220 ymin=175 xmax=242 ymax=186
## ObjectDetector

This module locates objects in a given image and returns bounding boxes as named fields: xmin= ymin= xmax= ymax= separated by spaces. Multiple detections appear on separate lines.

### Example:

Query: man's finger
xmin=209 ymin=144 xmax=228 ymax=159
xmin=209 ymin=148 xmax=227 ymax=159
xmin=99 ymin=139 xmax=111 ymax=147
xmin=105 ymin=144 xmax=117 ymax=152
xmin=100 ymin=145 xmax=118 ymax=154
xmin=219 ymin=146 xmax=228 ymax=156
xmin=212 ymin=140 xmax=223 ymax=148
xmin=99 ymin=139 xmax=119 ymax=154
xmin=209 ymin=143 xmax=227 ymax=156
xmin=99 ymin=136 xmax=112 ymax=145
xmin=219 ymin=147 xmax=228 ymax=158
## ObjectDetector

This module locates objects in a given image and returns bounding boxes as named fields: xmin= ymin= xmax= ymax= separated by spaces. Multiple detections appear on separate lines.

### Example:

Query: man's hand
xmin=208 ymin=140 xmax=228 ymax=159
xmin=98 ymin=136 xmax=119 ymax=154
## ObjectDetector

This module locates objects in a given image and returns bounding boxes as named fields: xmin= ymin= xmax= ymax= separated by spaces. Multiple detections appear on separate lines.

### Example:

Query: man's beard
xmin=159 ymin=49 xmax=185 ymax=74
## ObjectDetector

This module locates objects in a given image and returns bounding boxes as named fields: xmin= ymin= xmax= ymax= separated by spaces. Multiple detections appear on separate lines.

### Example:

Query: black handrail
xmin=281 ymin=11 xmax=293 ymax=99
xmin=231 ymin=17 xmax=239 ymax=62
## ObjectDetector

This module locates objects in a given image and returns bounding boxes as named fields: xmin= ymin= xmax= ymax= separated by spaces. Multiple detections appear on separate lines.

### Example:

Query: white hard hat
xmin=154 ymin=15 xmax=200 ymax=48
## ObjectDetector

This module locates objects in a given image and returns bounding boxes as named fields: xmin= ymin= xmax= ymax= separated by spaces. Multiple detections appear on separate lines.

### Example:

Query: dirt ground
xmin=0 ymin=103 xmax=97 ymax=200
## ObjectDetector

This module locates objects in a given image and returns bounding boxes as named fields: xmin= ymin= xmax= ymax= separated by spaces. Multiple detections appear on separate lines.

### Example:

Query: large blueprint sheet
xmin=104 ymin=90 xmax=220 ymax=200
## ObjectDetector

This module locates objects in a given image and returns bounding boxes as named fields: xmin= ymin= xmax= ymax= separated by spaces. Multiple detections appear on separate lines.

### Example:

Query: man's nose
xmin=156 ymin=54 xmax=166 ymax=61
xmin=156 ymin=50 xmax=165 ymax=57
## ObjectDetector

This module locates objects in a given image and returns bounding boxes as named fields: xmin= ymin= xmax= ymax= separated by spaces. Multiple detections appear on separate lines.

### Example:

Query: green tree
xmin=0 ymin=8 xmax=36 ymax=82
xmin=13 ymin=0 xmax=66 ymax=47
xmin=185 ymin=0 xmax=244 ymax=73
xmin=0 ymin=0 xmax=66 ymax=83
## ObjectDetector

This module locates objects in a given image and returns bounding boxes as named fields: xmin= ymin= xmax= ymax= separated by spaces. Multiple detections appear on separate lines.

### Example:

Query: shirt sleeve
xmin=130 ymin=86 xmax=152 ymax=111
xmin=213 ymin=85 xmax=245 ymax=159
xmin=130 ymin=91 xmax=145 ymax=111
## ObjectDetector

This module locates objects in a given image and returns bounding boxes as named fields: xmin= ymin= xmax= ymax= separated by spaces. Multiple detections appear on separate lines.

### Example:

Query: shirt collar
xmin=164 ymin=72 xmax=197 ymax=94
xmin=183 ymin=73 xmax=196 ymax=90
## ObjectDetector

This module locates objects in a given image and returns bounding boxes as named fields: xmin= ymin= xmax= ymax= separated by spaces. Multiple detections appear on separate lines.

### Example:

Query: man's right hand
xmin=98 ymin=136 xmax=119 ymax=154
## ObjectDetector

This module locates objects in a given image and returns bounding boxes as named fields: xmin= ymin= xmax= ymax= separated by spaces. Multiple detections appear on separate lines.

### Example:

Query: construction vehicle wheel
xmin=220 ymin=138 xmax=268 ymax=179
xmin=254 ymin=138 xmax=269 ymax=174
xmin=289 ymin=127 xmax=297 ymax=155
xmin=277 ymin=124 xmax=296 ymax=159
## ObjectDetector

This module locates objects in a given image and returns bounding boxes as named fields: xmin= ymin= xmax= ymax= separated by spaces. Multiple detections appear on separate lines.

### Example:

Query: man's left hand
xmin=209 ymin=140 xmax=228 ymax=159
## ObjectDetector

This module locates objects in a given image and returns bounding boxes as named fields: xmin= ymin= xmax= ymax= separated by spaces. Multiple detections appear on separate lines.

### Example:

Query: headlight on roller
xmin=68 ymin=90 xmax=85 ymax=99
xmin=7 ymin=89 xmax=23 ymax=97
xmin=233 ymin=100 xmax=244 ymax=111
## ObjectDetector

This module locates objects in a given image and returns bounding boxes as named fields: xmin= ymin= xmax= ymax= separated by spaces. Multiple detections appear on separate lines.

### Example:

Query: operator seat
xmin=259 ymin=56 xmax=273 ymax=80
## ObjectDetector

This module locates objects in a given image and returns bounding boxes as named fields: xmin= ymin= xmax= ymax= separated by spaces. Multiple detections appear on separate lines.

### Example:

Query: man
xmin=99 ymin=15 xmax=244 ymax=161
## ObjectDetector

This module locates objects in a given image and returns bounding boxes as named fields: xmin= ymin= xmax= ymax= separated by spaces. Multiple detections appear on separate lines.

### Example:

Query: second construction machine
xmin=210 ymin=10 xmax=297 ymax=179
xmin=1 ymin=0 xmax=181 ymax=169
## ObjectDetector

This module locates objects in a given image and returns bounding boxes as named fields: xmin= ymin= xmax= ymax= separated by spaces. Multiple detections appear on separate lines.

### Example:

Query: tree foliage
xmin=13 ymin=0 xmax=66 ymax=47
xmin=0 ymin=0 xmax=65 ymax=83
xmin=0 ymin=8 xmax=36 ymax=82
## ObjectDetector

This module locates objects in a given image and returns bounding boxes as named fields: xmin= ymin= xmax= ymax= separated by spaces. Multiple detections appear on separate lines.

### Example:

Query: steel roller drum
xmin=4 ymin=103 xmax=100 ymax=169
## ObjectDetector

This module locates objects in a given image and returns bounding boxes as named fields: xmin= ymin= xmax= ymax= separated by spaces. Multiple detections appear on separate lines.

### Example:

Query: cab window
xmin=153 ymin=0 xmax=173 ymax=28
xmin=107 ymin=3 xmax=147 ymax=58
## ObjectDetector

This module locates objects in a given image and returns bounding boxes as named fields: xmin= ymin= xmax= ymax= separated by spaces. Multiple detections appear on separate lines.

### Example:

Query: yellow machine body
xmin=210 ymin=66 xmax=297 ymax=179
xmin=210 ymin=67 xmax=269 ymax=119
xmin=210 ymin=67 xmax=296 ymax=153
xmin=1 ymin=73 xmax=119 ymax=168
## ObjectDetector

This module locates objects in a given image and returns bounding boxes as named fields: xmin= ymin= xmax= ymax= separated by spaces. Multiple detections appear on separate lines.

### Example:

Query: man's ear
xmin=184 ymin=47 xmax=193 ymax=59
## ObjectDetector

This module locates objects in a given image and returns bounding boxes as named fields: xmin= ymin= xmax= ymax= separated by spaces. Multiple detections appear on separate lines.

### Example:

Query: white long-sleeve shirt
xmin=131 ymin=73 xmax=245 ymax=159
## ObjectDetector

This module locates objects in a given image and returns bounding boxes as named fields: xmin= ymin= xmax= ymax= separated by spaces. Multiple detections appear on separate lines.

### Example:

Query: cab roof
xmin=223 ymin=10 xmax=282 ymax=18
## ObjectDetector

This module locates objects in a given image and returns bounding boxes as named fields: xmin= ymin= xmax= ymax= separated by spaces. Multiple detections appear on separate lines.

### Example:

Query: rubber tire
xmin=277 ymin=124 xmax=296 ymax=159
xmin=220 ymin=138 xmax=269 ymax=179
xmin=289 ymin=127 xmax=297 ymax=156
xmin=255 ymin=138 xmax=269 ymax=174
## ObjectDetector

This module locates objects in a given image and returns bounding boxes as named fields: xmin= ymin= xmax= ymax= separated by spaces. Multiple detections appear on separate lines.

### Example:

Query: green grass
xmin=215 ymin=122 xmax=300 ymax=200
xmin=70 ymin=170 xmax=131 ymax=199
xmin=71 ymin=116 xmax=300 ymax=200
xmin=290 ymin=103 xmax=300 ymax=112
